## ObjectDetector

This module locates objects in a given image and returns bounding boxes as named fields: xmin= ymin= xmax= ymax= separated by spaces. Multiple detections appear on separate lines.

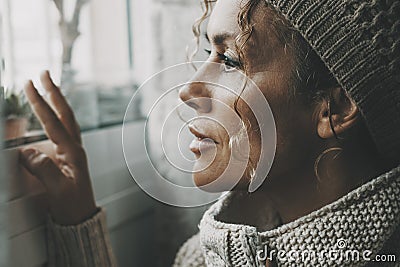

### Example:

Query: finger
xmin=19 ymin=148 xmax=66 ymax=192
xmin=24 ymin=80 xmax=73 ymax=148
xmin=40 ymin=71 xmax=81 ymax=144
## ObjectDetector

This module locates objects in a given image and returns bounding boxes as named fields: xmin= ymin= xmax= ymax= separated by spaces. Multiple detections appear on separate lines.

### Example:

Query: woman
xmin=20 ymin=0 xmax=399 ymax=266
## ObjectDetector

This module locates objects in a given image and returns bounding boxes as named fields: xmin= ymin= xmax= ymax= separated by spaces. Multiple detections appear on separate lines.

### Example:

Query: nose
xmin=179 ymin=81 xmax=212 ymax=113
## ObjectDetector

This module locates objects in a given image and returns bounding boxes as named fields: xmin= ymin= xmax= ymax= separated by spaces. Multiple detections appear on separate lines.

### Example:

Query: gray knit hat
xmin=265 ymin=0 xmax=400 ymax=164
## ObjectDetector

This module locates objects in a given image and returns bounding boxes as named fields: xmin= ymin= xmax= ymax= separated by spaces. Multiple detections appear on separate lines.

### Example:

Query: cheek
xmin=236 ymin=98 xmax=262 ymax=159
xmin=271 ymin=104 xmax=319 ymax=175
xmin=239 ymin=73 xmax=317 ymax=177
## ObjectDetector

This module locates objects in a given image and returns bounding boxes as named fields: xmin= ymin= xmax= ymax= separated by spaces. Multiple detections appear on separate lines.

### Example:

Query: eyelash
xmin=204 ymin=49 xmax=241 ymax=69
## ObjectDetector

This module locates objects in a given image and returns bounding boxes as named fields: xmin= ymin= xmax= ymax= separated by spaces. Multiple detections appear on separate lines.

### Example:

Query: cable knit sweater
xmin=47 ymin=166 xmax=400 ymax=267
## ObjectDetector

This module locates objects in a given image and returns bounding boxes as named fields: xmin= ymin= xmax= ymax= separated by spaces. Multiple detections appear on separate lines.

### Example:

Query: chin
xmin=193 ymin=172 xmax=248 ymax=193
xmin=193 ymin=173 xmax=221 ymax=192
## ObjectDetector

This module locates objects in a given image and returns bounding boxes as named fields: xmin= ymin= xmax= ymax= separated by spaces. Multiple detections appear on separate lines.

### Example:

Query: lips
xmin=188 ymin=124 xmax=218 ymax=143
xmin=188 ymin=124 xmax=218 ymax=155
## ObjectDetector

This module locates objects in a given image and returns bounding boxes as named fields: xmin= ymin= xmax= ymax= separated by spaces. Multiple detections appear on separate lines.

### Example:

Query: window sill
xmin=3 ymin=118 xmax=146 ymax=149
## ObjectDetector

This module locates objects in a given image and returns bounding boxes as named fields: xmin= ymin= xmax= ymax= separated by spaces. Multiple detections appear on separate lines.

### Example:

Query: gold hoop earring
xmin=246 ymin=160 xmax=257 ymax=194
xmin=314 ymin=147 xmax=343 ymax=182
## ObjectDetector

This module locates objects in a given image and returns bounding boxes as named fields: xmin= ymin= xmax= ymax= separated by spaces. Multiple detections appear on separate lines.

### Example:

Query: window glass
xmin=2 ymin=0 xmax=141 ymax=147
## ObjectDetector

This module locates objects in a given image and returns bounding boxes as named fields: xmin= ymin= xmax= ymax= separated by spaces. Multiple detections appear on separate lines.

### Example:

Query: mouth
xmin=188 ymin=124 xmax=218 ymax=155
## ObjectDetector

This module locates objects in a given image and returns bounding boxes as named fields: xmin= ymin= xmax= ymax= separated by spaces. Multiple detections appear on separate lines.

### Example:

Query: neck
xmin=221 ymin=144 xmax=385 ymax=229
xmin=264 ymin=147 xmax=384 ymax=224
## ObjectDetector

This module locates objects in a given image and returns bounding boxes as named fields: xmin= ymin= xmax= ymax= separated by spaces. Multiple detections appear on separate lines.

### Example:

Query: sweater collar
xmin=199 ymin=166 xmax=400 ymax=266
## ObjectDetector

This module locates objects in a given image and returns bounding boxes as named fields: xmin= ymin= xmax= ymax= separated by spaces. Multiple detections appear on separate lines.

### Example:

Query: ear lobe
xmin=317 ymin=88 xmax=360 ymax=139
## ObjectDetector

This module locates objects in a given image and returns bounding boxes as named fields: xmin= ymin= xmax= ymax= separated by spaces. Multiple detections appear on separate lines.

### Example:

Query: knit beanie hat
xmin=264 ymin=0 xmax=400 ymax=164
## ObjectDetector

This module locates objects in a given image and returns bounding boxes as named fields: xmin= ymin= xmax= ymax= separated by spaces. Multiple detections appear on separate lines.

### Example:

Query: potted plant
xmin=2 ymin=88 xmax=31 ymax=140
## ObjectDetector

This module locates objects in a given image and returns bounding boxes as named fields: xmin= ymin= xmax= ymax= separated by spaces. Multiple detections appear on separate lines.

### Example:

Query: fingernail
xmin=43 ymin=70 xmax=51 ymax=79
xmin=24 ymin=80 xmax=32 ymax=88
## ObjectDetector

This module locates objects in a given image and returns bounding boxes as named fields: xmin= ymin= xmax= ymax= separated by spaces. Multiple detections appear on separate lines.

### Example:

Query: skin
xmin=20 ymin=71 xmax=97 ymax=225
xmin=20 ymin=0 xmax=384 ymax=253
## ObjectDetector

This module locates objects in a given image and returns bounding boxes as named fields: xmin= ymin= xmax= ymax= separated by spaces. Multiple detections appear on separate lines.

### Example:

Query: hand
xmin=19 ymin=71 xmax=98 ymax=225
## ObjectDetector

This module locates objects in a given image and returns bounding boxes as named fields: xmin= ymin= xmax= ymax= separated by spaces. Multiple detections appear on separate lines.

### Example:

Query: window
xmin=2 ymin=0 xmax=142 ymax=147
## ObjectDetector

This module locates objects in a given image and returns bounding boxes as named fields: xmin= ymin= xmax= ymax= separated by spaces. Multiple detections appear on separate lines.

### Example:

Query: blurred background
xmin=0 ymin=0 xmax=214 ymax=266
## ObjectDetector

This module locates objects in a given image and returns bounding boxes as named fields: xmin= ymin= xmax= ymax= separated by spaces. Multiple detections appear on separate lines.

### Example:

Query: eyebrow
xmin=204 ymin=32 xmax=234 ymax=45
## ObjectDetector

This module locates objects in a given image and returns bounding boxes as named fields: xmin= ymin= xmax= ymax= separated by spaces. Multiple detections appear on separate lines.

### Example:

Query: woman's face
xmin=179 ymin=0 xmax=318 ymax=191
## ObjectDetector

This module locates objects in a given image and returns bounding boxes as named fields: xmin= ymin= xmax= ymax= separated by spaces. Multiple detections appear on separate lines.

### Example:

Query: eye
xmin=217 ymin=52 xmax=241 ymax=72
xmin=204 ymin=48 xmax=242 ymax=71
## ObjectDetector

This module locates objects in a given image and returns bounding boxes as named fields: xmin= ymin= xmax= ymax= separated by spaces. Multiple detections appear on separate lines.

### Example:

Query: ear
xmin=317 ymin=88 xmax=360 ymax=139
